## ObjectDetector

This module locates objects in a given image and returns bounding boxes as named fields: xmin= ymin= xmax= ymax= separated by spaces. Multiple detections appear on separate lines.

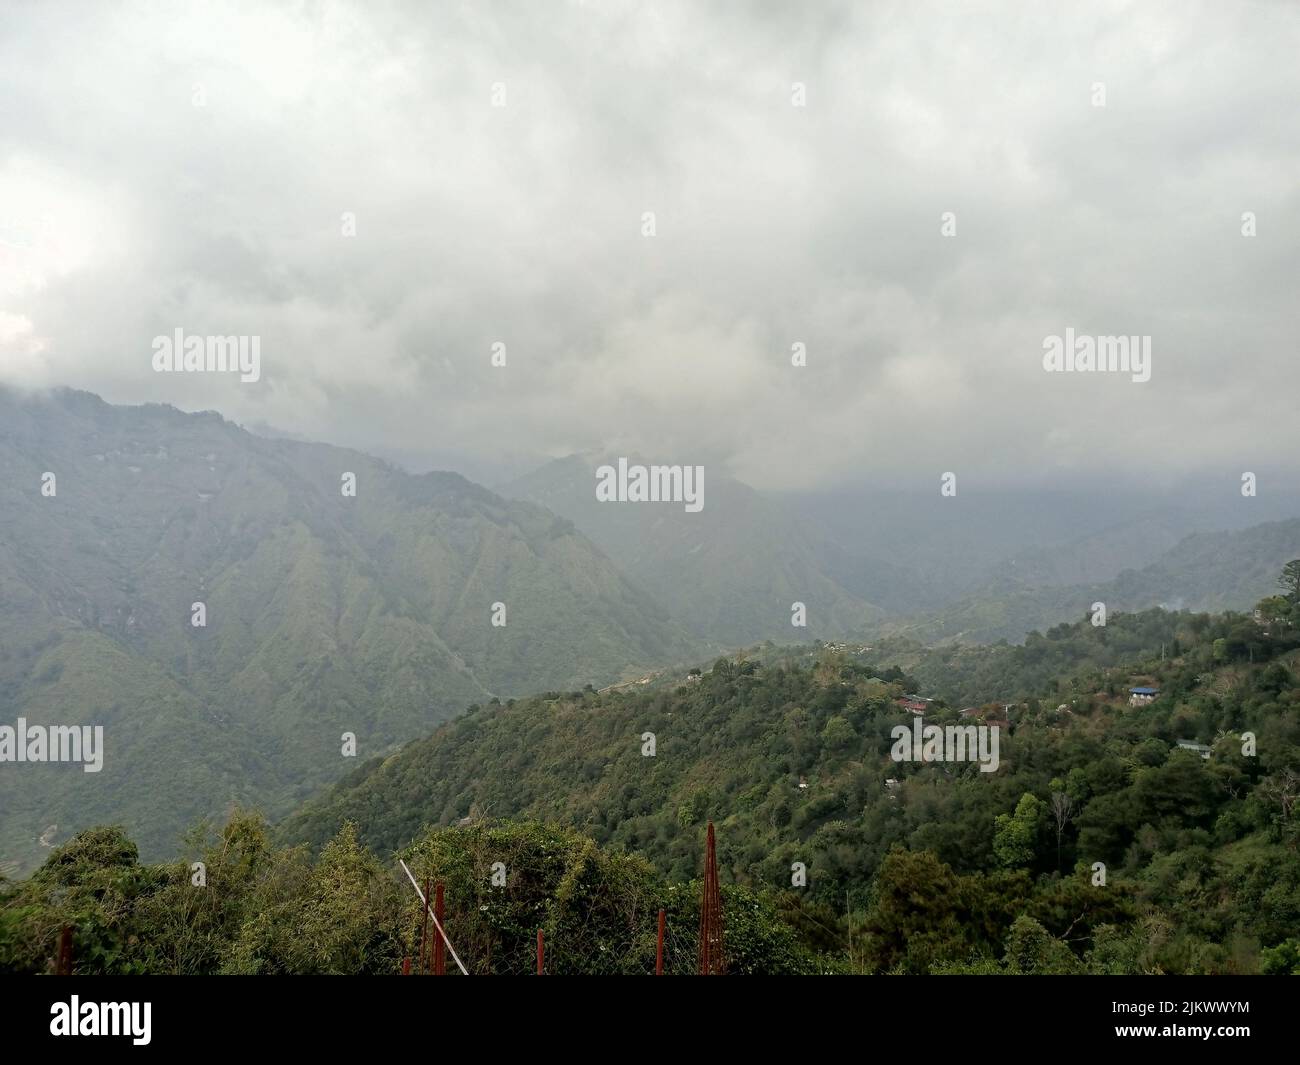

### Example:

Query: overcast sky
xmin=1 ymin=1 xmax=1297 ymax=492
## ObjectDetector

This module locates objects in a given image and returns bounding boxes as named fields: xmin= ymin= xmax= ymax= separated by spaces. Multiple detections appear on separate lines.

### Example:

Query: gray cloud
xmin=1 ymin=0 xmax=1297 ymax=491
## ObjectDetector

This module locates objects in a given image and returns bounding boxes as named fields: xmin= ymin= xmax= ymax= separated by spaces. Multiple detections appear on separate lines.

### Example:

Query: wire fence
xmin=395 ymin=873 xmax=717 ymax=972
xmin=398 ymin=895 xmax=709 ymax=975
xmin=396 ymin=823 xmax=727 ymax=976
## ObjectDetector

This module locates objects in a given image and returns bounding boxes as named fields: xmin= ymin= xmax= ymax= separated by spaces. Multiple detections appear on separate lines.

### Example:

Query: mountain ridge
xmin=0 ymin=388 xmax=695 ymax=873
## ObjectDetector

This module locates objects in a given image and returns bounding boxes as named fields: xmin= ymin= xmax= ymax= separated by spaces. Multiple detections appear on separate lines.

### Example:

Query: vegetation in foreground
xmin=0 ymin=817 xmax=821 ymax=975
xmin=4 ymin=571 xmax=1299 ymax=975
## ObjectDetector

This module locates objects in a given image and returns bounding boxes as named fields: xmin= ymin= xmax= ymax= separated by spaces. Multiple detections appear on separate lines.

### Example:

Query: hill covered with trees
xmin=0 ymin=388 xmax=694 ymax=873
xmin=270 ymin=583 xmax=1300 ymax=974
xmin=6 ymin=531 xmax=1299 ymax=973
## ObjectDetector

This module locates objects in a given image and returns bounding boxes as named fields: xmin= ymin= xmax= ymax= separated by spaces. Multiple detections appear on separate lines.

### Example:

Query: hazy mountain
xmin=788 ymin=485 xmax=1298 ymax=607
xmin=499 ymin=454 xmax=891 ymax=645
xmin=3 ymin=390 xmax=1294 ymax=874
xmin=0 ymin=389 xmax=695 ymax=872
xmin=887 ymin=518 xmax=1300 ymax=645
xmin=987 ymin=512 xmax=1201 ymax=587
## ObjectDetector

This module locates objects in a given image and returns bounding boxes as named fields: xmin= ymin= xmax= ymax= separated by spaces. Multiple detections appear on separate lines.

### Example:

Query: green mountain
xmin=0 ymin=388 xmax=694 ymax=873
xmin=7 ymin=599 xmax=1300 ymax=974
xmin=886 ymin=519 xmax=1300 ymax=645
xmin=502 ymin=457 xmax=1300 ymax=652
xmin=500 ymin=454 xmax=890 ymax=645
xmin=278 ymin=600 xmax=1300 ymax=975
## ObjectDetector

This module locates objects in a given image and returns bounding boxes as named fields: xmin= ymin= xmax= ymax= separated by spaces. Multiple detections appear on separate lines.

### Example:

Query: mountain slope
xmin=500 ymin=454 xmax=888 ymax=645
xmin=278 ymin=602 xmax=1300 ymax=958
xmin=887 ymin=518 xmax=1300 ymax=645
xmin=0 ymin=388 xmax=694 ymax=872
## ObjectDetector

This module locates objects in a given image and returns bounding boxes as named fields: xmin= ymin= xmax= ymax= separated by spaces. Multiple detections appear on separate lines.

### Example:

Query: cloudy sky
xmin=1 ymin=1 xmax=1297 ymax=492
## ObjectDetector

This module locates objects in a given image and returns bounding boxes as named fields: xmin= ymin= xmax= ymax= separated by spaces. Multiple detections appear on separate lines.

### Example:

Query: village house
xmin=960 ymin=704 xmax=1012 ymax=725
xmin=1129 ymin=686 xmax=1160 ymax=706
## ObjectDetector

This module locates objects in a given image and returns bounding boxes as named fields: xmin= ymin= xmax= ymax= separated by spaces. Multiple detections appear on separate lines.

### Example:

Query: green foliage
xmin=1259 ymin=938 xmax=1300 ymax=974
xmin=0 ymin=389 xmax=696 ymax=873
xmin=221 ymin=823 xmax=403 ymax=974
xmin=821 ymin=715 xmax=857 ymax=749
xmin=1280 ymin=560 xmax=1300 ymax=603
xmin=4 ymin=476 xmax=1299 ymax=979
xmin=278 ymin=603 xmax=1300 ymax=974
xmin=994 ymin=793 xmax=1045 ymax=869
xmin=0 ymin=817 xmax=820 ymax=975
xmin=399 ymin=821 xmax=817 ymax=974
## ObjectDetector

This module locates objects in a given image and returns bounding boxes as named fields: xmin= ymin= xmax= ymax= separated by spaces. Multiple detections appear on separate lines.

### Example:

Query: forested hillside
xmin=0 ymin=389 xmax=694 ymax=872
xmin=886 ymin=519 xmax=1300 ymax=645
xmin=8 ymin=596 xmax=1298 ymax=975
xmin=5 ymin=584 xmax=1299 ymax=974
xmin=504 ymin=455 xmax=1300 ymax=650
xmin=274 ymin=587 xmax=1300 ymax=974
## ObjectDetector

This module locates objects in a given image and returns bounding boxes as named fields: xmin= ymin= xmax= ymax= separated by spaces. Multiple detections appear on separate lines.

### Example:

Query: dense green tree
xmin=860 ymin=848 xmax=974 ymax=973
xmin=821 ymin=715 xmax=857 ymax=749
xmin=1279 ymin=560 xmax=1300 ymax=603
xmin=994 ymin=793 xmax=1045 ymax=869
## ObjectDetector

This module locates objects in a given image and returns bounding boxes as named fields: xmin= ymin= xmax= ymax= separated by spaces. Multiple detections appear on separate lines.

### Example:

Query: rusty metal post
xmin=434 ymin=881 xmax=446 ymax=975
xmin=402 ymin=956 xmax=411 ymax=975
xmin=536 ymin=929 xmax=544 ymax=975
xmin=56 ymin=925 xmax=73 ymax=976
xmin=419 ymin=877 xmax=431 ymax=974
xmin=698 ymin=821 xmax=724 ymax=975
xmin=656 ymin=909 xmax=666 ymax=975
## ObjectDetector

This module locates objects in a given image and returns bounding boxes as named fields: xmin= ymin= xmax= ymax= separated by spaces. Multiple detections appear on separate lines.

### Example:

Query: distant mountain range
xmin=500 ymin=454 xmax=893 ymax=645
xmin=503 ymin=453 xmax=1300 ymax=648
xmin=883 ymin=518 xmax=1300 ymax=645
xmin=2 ymin=389 xmax=1297 ymax=875
xmin=0 ymin=389 xmax=693 ymax=872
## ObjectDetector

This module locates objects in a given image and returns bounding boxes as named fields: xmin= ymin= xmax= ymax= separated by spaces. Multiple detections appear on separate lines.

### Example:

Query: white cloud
xmin=0 ymin=0 xmax=1296 ymax=491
